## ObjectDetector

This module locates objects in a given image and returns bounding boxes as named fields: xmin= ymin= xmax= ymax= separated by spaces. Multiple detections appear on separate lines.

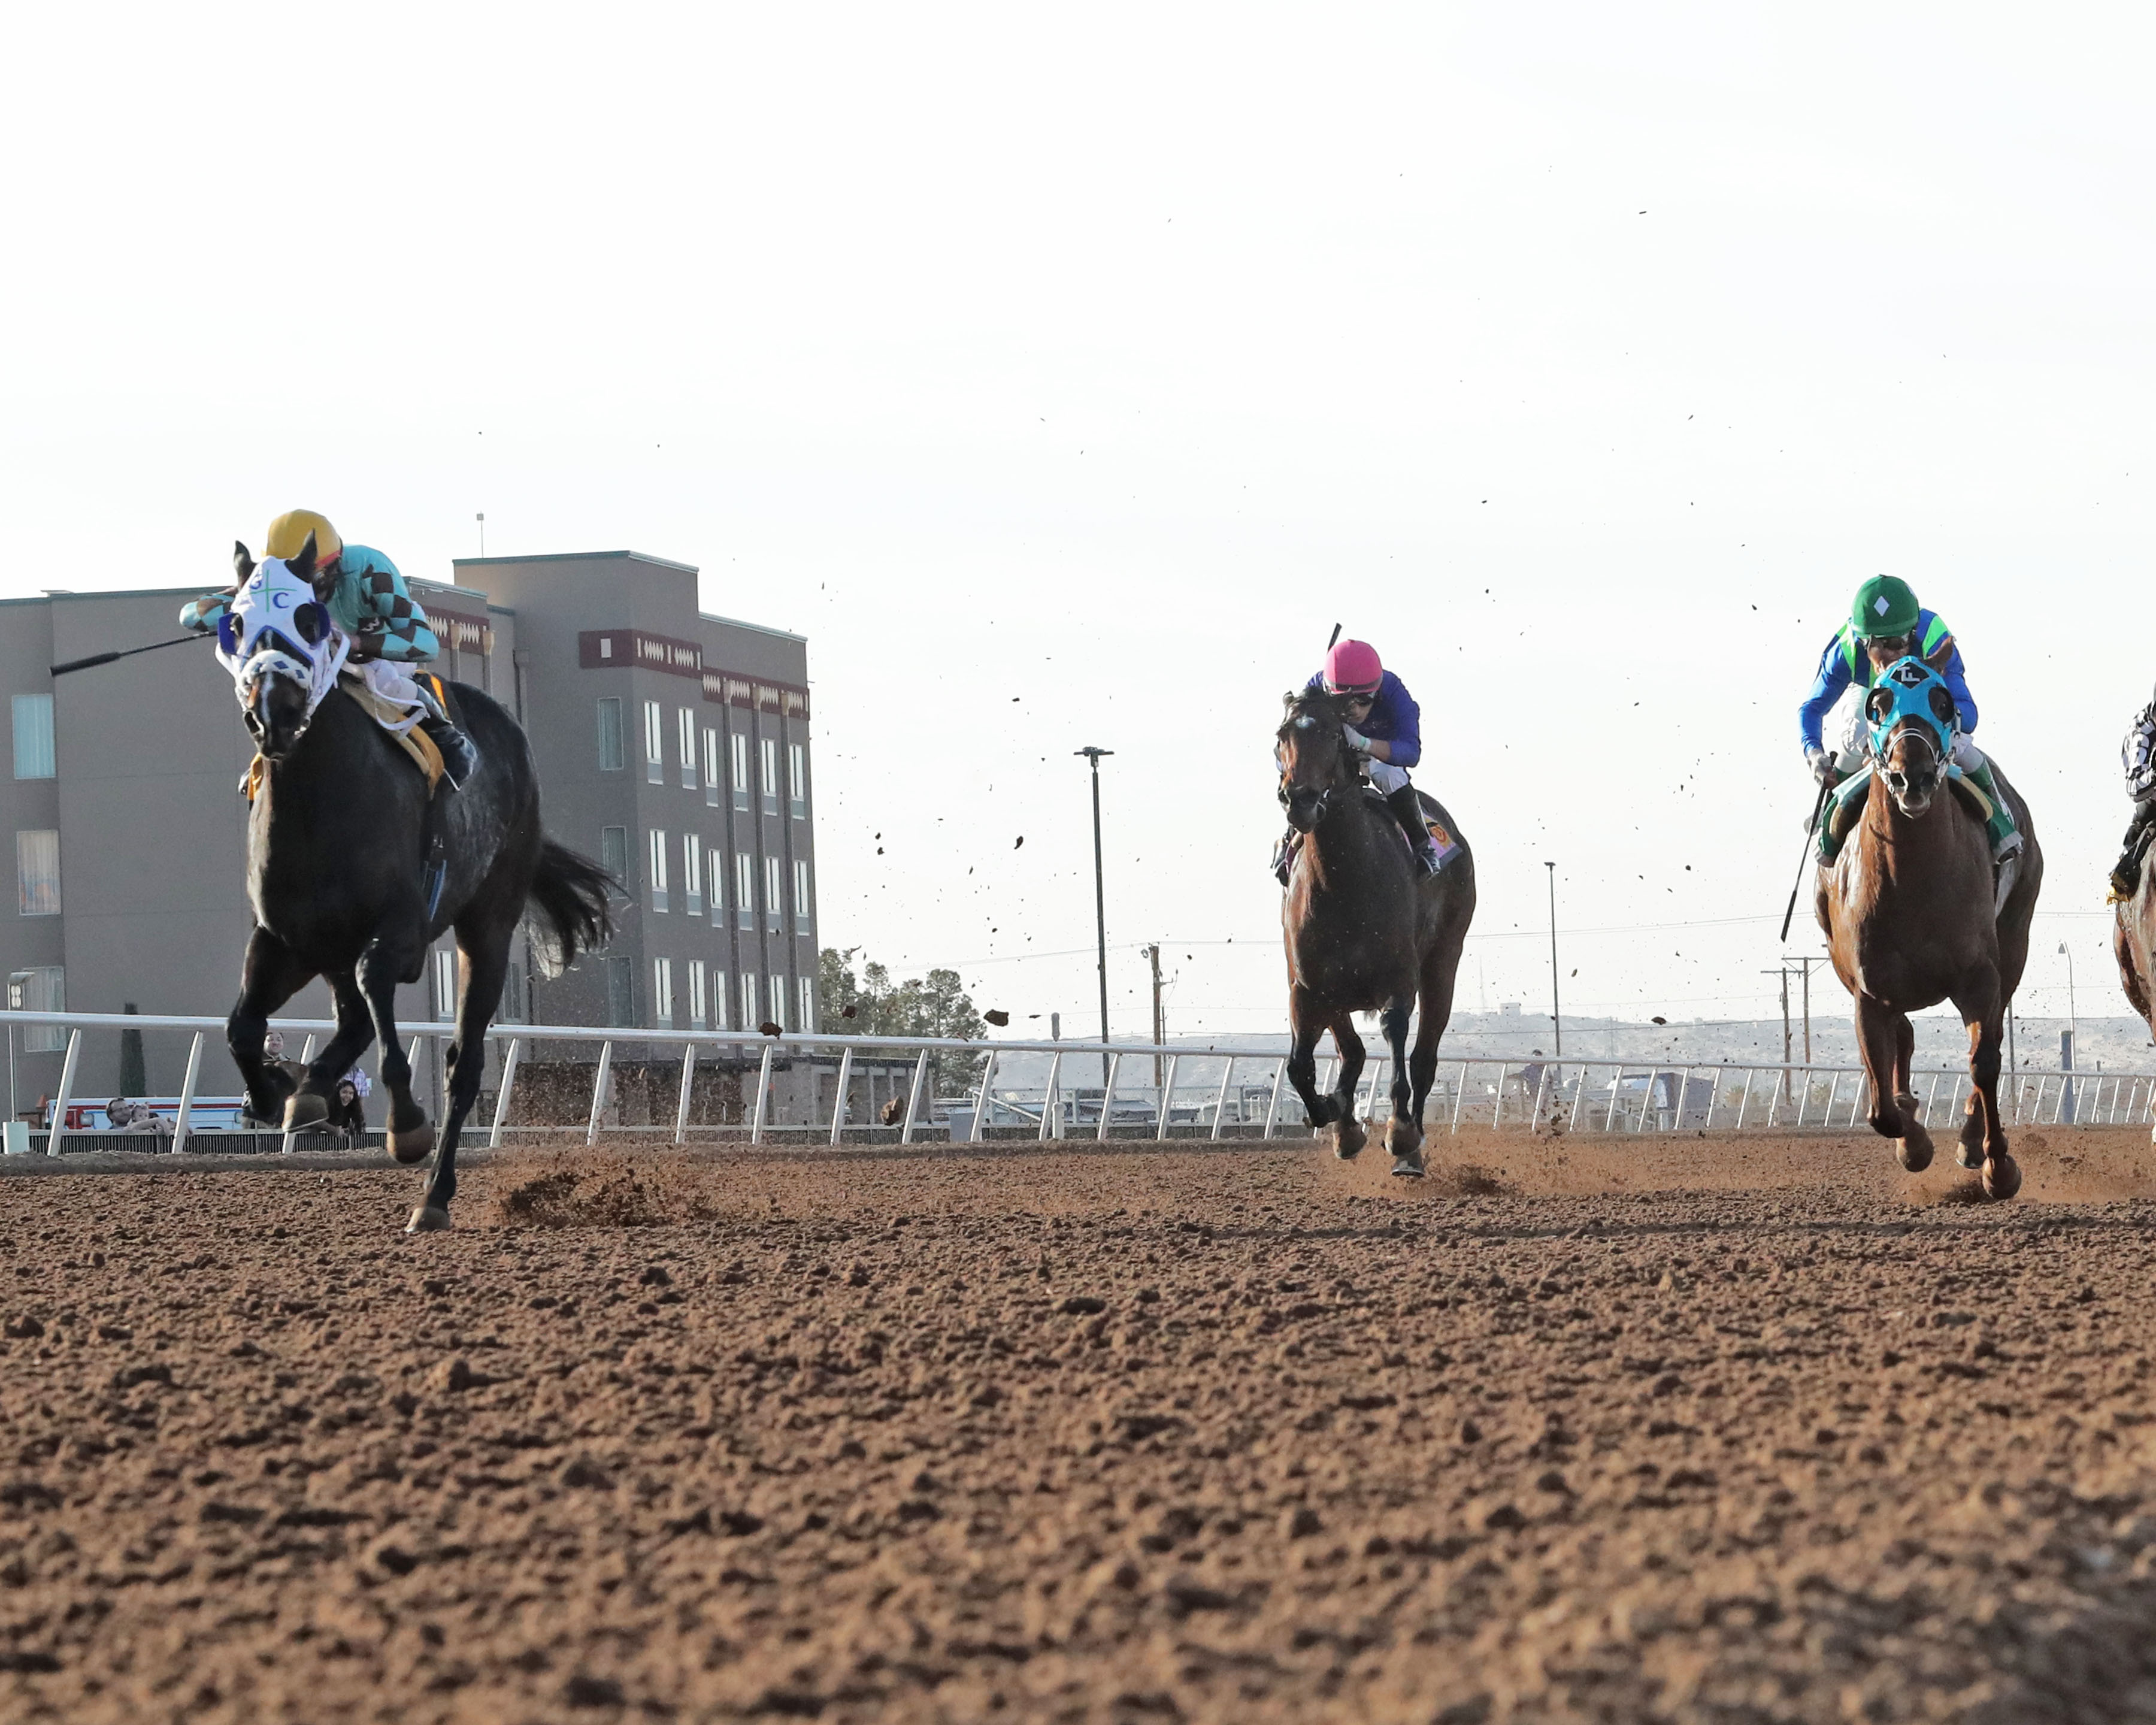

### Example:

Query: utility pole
xmin=1544 ymin=861 xmax=1561 ymax=1056
xmin=1076 ymin=748 xmax=1114 ymax=1086
xmin=476 ymin=512 xmax=486 ymax=556
xmin=1761 ymin=967 xmax=1793 ymax=1107
xmin=1143 ymin=943 xmax=1164 ymax=1088
xmin=1783 ymin=954 xmax=1827 ymax=1064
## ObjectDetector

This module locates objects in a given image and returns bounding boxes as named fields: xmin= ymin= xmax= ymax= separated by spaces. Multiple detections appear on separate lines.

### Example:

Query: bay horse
xmin=224 ymin=537 xmax=613 ymax=1231
xmin=1275 ymin=689 xmax=1476 ymax=1175
xmin=1815 ymin=659 xmax=2040 ymax=1199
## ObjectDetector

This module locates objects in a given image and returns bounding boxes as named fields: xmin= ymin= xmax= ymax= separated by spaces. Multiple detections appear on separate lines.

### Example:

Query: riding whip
xmin=50 ymin=633 xmax=214 ymax=678
xmin=1326 ymin=622 xmax=1342 ymax=652
xmin=1779 ymin=774 xmax=1837 ymax=944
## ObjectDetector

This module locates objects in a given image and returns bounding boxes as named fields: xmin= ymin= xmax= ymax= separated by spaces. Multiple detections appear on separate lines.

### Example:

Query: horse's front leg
xmin=1379 ymin=996 xmax=1422 ymax=1178
xmin=1855 ymin=994 xmax=1930 ymax=1171
xmin=228 ymin=926 xmax=314 ymax=1126
xmin=285 ymin=970 xmax=377 ymax=1133
xmin=1952 ymin=980 xmax=2019 ymax=1200
xmin=1328 ymin=1013 xmax=1367 ymax=1161
xmin=1284 ymin=985 xmax=1334 ymax=1130
xmin=409 ymin=921 xmax=514 ymax=1233
xmin=358 ymin=929 xmax=434 ymax=1167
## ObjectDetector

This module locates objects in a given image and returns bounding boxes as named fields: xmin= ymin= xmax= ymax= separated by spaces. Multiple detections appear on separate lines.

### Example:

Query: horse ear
xmin=287 ymin=530 xmax=319 ymax=581
xmin=233 ymin=541 xmax=255 ymax=582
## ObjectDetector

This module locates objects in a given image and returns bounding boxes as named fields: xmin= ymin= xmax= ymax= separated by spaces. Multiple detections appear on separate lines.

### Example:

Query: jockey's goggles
xmin=1333 ymin=686 xmax=1379 ymax=704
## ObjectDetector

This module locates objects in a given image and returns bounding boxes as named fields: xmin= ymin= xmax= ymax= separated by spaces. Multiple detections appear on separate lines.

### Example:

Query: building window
xmin=644 ymin=700 xmax=665 ymax=784
xmin=730 ymin=732 xmax=750 ymax=812
xmin=11 ymin=966 xmax=63 ymax=1052
xmin=678 ymin=707 xmax=697 ymax=789
xmin=682 ymin=833 xmax=702 ymax=917
xmin=708 ymin=847 xmax=724 ymax=926
xmin=702 ymin=728 xmax=720 ymax=807
xmin=648 ymin=828 xmax=670 ymax=913
xmin=741 ymin=972 xmax=759 ymax=1029
xmin=605 ymin=955 xmax=634 ymax=1027
xmin=688 ymin=959 xmax=707 ymax=1030
xmin=789 ymin=743 xmax=806 ymax=817
xmin=712 ymin=970 xmax=729 ymax=1030
xmin=798 ymin=975 xmax=814 ymax=1033
xmin=770 ymin=972 xmax=789 ymax=1031
xmin=599 ymin=826 xmax=630 ymax=892
xmin=759 ymin=737 xmax=779 ymax=815
xmin=12 ymin=695 xmax=55 ymax=780
xmin=433 ymin=948 xmax=457 ymax=1021
xmin=794 ymin=858 xmax=811 ymax=935
xmin=736 ymin=852 xmax=755 ymax=930
xmin=17 ymin=830 xmax=59 ymax=917
xmin=653 ymin=957 xmax=675 ymax=1028
xmin=765 ymin=856 xmax=783 ymax=933
xmin=595 ymin=698 xmax=625 ymax=772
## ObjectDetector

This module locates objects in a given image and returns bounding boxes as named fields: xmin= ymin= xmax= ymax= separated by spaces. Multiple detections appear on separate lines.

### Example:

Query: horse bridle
xmin=1880 ymin=719 xmax=1944 ymax=802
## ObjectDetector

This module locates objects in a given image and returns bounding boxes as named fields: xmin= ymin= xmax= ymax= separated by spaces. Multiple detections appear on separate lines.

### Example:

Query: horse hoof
xmin=387 ymin=1124 xmax=435 ymax=1166
xmin=1956 ymin=1140 xmax=1983 ymax=1171
xmin=1389 ymin=1153 xmax=1426 ymax=1180
xmin=1333 ymin=1119 xmax=1367 ymax=1161
xmin=1897 ymin=1131 xmax=1933 ymax=1173
xmin=405 ymin=1206 xmax=452 ymax=1234
xmin=1982 ymin=1154 xmax=2022 ymax=1202
xmin=282 ymin=1090 xmax=329 ymax=1131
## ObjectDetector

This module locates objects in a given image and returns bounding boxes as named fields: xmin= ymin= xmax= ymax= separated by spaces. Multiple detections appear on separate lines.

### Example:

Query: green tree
xmin=819 ymin=948 xmax=988 ymax=1091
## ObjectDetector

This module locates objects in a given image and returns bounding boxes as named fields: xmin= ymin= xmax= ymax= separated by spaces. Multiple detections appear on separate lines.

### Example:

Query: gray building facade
xmin=1 ymin=552 xmax=818 ymax=1114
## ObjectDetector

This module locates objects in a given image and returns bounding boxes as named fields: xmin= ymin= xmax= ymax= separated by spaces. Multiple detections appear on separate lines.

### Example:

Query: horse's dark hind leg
xmin=1380 ymin=997 xmax=1421 ymax=1178
xmin=1404 ymin=939 xmax=1464 ymax=1161
xmin=228 ymin=927 xmax=316 ymax=1125
xmin=1855 ymin=995 xmax=1931 ymax=1171
xmin=358 ymin=930 xmax=432 ymax=1167
xmin=1951 ymin=980 xmax=2018 ymax=1200
xmin=408 ymin=926 xmax=513 ymax=1233
xmin=1327 ymin=1015 xmax=1367 ymax=1161
xmin=285 ymin=971 xmax=377 ymax=1133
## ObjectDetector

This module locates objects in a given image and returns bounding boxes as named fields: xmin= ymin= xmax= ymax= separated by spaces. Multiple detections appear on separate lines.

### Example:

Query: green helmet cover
xmin=1851 ymin=574 xmax=1919 ymax=640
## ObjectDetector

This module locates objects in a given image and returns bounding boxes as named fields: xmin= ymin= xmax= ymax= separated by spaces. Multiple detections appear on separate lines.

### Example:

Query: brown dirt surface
xmin=6 ymin=1125 xmax=2156 ymax=1723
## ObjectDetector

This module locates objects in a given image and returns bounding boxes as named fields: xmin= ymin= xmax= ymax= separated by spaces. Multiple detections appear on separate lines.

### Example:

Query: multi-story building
xmin=0 ymin=550 xmax=820 ymax=1114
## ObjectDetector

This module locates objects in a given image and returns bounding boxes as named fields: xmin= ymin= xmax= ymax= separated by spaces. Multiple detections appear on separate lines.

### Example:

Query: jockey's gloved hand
xmin=1341 ymin=725 xmax=1374 ymax=756
xmin=1806 ymin=746 xmax=1836 ymax=787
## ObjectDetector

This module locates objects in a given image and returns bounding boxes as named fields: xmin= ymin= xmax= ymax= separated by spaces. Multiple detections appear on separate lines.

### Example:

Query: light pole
xmin=2057 ymin=940 xmax=2078 ymax=1119
xmin=1076 ymin=748 xmax=1114 ymax=1085
xmin=1544 ymin=862 xmax=1561 ymax=1055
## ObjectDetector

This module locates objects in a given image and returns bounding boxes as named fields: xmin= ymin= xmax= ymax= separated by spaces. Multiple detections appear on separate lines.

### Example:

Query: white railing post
xmin=1703 ymin=1066 xmax=1719 ymax=1131
xmin=1568 ymin=1063 xmax=1591 ymax=1131
xmin=489 ymin=1036 xmax=522 ymax=1148
xmin=1211 ymin=1057 xmax=1236 ymax=1141
xmin=280 ymin=1033 xmax=318 ymax=1154
xmin=1264 ymin=1058 xmax=1285 ymax=1139
xmin=1634 ymin=1069 xmax=1659 ymax=1133
xmin=970 ymin=1051 xmax=999 ymax=1143
xmin=751 ymin=1042 xmax=774 ymax=1143
xmin=1491 ymin=1063 xmax=1507 ymax=1130
xmin=1097 ymin=1052 xmax=1122 ymax=1142
xmin=171 ymin=1031 xmax=204 ymax=1155
xmin=676 ymin=1041 xmax=700 ymax=1146
xmin=1606 ymin=1067 xmax=1625 ymax=1133
xmin=45 ymin=1029 xmax=81 ymax=1157
xmin=1735 ymin=1067 xmax=1754 ymax=1128
xmin=1155 ymin=1055 xmax=1179 ymax=1141
xmin=1038 ymin=1051 xmax=1062 ymax=1143
xmin=826 ymin=1046 xmax=851 ymax=1147
xmin=901 ymin=1048 xmax=929 ymax=1144
xmin=1451 ymin=1061 xmax=1471 ymax=1134
xmin=585 ymin=1040 xmax=613 ymax=1146
xmin=1924 ymin=1070 xmax=1940 ymax=1128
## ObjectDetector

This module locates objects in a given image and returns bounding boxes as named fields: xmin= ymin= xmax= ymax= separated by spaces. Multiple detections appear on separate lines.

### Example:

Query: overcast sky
xmin=4 ymin=4 xmax=2148 ymax=1039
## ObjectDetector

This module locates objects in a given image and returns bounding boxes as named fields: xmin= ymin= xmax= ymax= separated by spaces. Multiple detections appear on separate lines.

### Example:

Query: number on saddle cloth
xmin=1864 ymin=656 xmax=1957 ymax=761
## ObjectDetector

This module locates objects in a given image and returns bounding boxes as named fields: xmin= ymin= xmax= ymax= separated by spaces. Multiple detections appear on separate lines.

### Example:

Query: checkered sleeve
xmin=180 ymin=589 xmax=234 ymax=633
xmin=350 ymin=556 xmax=440 ymax=662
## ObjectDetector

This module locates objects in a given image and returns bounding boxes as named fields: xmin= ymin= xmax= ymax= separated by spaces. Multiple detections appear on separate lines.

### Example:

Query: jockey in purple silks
xmin=1274 ymin=638 xmax=1443 ymax=882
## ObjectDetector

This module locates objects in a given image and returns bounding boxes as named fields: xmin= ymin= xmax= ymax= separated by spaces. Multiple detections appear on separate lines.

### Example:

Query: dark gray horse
xmin=226 ymin=536 xmax=612 ymax=1231
xmin=1274 ymin=689 xmax=1477 ymax=1175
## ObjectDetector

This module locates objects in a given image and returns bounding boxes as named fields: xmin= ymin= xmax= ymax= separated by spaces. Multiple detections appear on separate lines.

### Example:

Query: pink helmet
xmin=1322 ymin=638 xmax=1383 ymax=694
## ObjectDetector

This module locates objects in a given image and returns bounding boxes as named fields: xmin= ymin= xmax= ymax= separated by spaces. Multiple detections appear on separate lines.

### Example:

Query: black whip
xmin=50 ymin=633 xmax=214 ymax=679
xmin=1780 ymin=773 xmax=1837 ymax=944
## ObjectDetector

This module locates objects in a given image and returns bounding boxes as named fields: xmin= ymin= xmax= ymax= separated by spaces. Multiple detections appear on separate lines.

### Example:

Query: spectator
xmin=327 ymin=1079 xmax=367 ymax=1147
xmin=105 ymin=1098 xmax=171 ymax=1137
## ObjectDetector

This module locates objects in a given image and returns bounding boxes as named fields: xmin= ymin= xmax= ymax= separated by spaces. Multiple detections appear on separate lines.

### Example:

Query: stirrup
xmin=1413 ymin=844 xmax=1443 ymax=879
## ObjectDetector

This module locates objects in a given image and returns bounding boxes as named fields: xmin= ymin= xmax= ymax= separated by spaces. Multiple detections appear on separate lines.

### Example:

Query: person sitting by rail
xmin=178 ymin=509 xmax=480 ymax=787
xmin=1798 ymin=573 xmax=2019 ymax=869
xmin=1274 ymin=638 xmax=1444 ymax=882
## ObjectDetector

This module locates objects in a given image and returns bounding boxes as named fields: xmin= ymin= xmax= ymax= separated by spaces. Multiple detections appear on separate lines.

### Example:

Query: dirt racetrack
xmin=7 ymin=1125 xmax=2156 ymax=1724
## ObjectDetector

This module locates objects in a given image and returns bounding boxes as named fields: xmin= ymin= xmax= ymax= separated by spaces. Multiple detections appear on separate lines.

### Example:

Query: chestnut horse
xmin=1275 ymin=689 xmax=1476 ymax=1176
xmin=1815 ymin=661 xmax=2040 ymax=1199
xmin=2112 ymin=855 xmax=2156 ymax=1137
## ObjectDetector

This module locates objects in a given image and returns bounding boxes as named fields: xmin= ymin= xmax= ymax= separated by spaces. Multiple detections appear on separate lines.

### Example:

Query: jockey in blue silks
xmin=1275 ymin=638 xmax=1442 ymax=880
xmin=1799 ymin=573 xmax=2019 ymax=869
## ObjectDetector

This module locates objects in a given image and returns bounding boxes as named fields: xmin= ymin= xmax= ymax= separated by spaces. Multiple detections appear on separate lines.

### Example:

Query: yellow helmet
xmin=264 ymin=509 xmax=343 ymax=565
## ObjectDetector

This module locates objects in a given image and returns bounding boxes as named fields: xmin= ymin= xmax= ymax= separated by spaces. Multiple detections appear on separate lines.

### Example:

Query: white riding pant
xmin=1368 ymin=759 xmax=1410 ymax=795
xmin=356 ymin=659 xmax=444 ymax=724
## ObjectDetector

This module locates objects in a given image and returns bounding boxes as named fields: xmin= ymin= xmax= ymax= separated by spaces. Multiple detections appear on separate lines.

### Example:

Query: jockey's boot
xmin=421 ymin=716 xmax=480 ymax=790
xmin=1385 ymin=787 xmax=1444 ymax=878
xmin=2113 ymin=806 xmax=2156 ymax=901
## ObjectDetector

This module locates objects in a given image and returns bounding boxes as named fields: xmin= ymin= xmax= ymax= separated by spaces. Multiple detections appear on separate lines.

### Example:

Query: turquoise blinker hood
xmin=1866 ymin=656 xmax=1957 ymax=761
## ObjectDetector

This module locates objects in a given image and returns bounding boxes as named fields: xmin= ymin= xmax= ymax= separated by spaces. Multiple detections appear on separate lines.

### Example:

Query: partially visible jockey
xmin=181 ymin=509 xmax=480 ymax=787
xmin=2111 ymin=688 xmax=2156 ymax=898
xmin=1798 ymin=574 xmax=2021 ymax=870
xmin=1276 ymin=638 xmax=1443 ymax=880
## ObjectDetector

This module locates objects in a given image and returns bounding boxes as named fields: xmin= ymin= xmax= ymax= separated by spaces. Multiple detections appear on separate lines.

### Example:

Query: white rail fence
xmin=0 ymin=1010 xmax=2141 ymax=1156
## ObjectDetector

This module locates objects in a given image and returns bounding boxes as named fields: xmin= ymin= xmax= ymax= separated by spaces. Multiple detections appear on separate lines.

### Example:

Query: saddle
xmin=1274 ymin=783 xmax=1459 ymax=883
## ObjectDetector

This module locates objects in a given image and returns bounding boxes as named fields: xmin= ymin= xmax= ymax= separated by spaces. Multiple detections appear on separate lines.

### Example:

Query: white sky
xmin=3 ymin=4 xmax=2148 ymax=1038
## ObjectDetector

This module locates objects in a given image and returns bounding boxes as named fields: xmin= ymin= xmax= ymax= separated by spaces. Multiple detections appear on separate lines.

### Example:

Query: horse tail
xmin=524 ymin=839 xmax=616 ymax=972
